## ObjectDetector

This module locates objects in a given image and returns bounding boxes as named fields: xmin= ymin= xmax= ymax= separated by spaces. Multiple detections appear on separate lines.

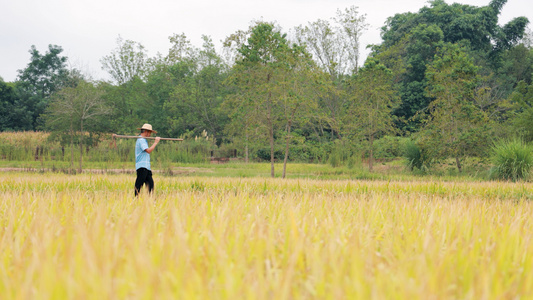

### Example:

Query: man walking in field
xmin=135 ymin=124 xmax=160 ymax=196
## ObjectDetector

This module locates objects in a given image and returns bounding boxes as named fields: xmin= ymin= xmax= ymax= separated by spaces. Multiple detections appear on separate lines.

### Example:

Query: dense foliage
xmin=1 ymin=1 xmax=532 ymax=174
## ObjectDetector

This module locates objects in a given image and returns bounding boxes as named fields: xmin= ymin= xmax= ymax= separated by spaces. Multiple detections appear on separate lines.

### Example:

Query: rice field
xmin=1 ymin=172 xmax=532 ymax=299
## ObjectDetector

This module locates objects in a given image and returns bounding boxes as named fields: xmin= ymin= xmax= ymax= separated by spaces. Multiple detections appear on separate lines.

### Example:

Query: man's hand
xmin=146 ymin=137 xmax=161 ymax=154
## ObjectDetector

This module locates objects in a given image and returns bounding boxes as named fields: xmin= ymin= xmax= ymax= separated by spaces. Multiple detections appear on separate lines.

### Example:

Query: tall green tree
xmin=46 ymin=79 xmax=111 ymax=172
xmin=380 ymin=0 xmax=528 ymax=54
xmin=223 ymin=69 xmax=263 ymax=163
xmin=374 ymin=0 xmax=529 ymax=132
xmin=387 ymin=24 xmax=444 ymax=131
xmin=419 ymin=43 xmax=491 ymax=172
xmin=238 ymin=22 xmax=288 ymax=177
xmin=100 ymin=37 xmax=151 ymax=134
xmin=0 ymin=79 xmax=31 ymax=131
xmin=507 ymin=81 xmax=533 ymax=141
xmin=278 ymin=45 xmax=325 ymax=178
xmin=346 ymin=58 xmax=400 ymax=171
xmin=226 ymin=22 xmax=302 ymax=177
xmin=16 ymin=44 xmax=69 ymax=129
xmin=163 ymin=35 xmax=229 ymax=140
xmin=294 ymin=6 xmax=369 ymax=139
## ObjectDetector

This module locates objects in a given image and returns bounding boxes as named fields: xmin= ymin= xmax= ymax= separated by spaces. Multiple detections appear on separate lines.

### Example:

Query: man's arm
xmin=145 ymin=137 xmax=161 ymax=154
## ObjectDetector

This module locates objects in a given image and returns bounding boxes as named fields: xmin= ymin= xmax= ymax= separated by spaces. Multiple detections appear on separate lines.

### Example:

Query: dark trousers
xmin=135 ymin=168 xmax=154 ymax=196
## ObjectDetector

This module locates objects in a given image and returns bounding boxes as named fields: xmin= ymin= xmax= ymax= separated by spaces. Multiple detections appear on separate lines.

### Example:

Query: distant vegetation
xmin=1 ymin=0 xmax=532 ymax=178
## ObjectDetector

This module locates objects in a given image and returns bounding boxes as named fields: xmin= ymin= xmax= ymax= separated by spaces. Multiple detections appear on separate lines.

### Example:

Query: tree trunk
xmin=245 ymin=131 xmax=249 ymax=164
xmin=368 ymin=104 xmax=375 ymax=172
xmin=267 ymin=74 xmax=274 ymax=178
xmin=282 ymin=105 xmax=298 ymax=179
xmin=70 ymin=124 xmax=74 ymax=174
xmin=456 ymin=156 xmax=462 ymax=173
xmin=269 ymin=110 xmax=275 ymax=178
xmin=79 ymin=120 xmax=83 ymax=173
xmin=282 ymin=123 xmax=292 ymax=179
xmin=369 ymin=133 xmax=374 ymax=172
xmin=313 ymin=126 xmax=322 ymax=144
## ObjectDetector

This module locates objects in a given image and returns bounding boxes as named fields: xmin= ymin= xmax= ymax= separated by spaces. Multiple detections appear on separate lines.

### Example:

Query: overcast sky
xmin=1 ymin=0 xmax=531 ymax=82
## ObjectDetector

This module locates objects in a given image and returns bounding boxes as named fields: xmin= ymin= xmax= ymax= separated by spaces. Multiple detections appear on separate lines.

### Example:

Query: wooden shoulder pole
xmin=112 ymin=134 xmax=183 ymax=141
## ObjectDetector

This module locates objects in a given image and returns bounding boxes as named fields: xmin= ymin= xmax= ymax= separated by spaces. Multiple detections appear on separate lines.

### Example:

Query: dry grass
xmin=1 ymin=173 xmax=532 ymax=299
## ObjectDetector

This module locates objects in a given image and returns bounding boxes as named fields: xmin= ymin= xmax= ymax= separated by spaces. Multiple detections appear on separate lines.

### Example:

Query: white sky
xmin=1 ymin=0 xmax=531 ymax=82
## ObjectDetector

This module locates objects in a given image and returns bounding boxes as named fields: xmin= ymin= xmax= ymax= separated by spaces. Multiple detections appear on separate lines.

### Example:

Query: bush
xmin=491 ymin=138 xmax=533 ymax=181
xmin=328 ymin=140 xmax=355 ymax=168
xmin=346 ymin=154 xmax=361 ymax=169
xmin=256 ymin=148 xmax=283 ymax=161
xmin=404 ymin=140 xmax=431 ymax=172
xmin=328 ymin=151 xmax=342 ymax=168
xmin=373 ymin=136 xmax=410 ymax=159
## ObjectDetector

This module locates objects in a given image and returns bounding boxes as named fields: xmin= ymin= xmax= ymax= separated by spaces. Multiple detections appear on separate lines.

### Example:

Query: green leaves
xmin=346 ymin=59 xmax=400 ymax=171
xmin=16 ymin=45 xmax=70 ymax=130
xmin=295 ymin=6 xmax=368 ymax=78
xmin=160 ymin=37 xmax=229 ymax=140
xmin=100 ymin=36 xmax=148 ymax=85
xmin=238 ymin=23 xmax=290 ymax=66
xmin=508 ymin=81 xmax=533 ymax=141
xmin=375 ymin=0 xmax=529 ymax=133
xmin=419 ymin=43 xmax=491 ymax=172
xmin=226 ymin=22 xmax=328 ymax=176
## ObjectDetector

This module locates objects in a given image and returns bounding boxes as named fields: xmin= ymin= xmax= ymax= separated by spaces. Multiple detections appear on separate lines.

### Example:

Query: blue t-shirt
xmin=135 ymin=137 xmax=150 ymax=170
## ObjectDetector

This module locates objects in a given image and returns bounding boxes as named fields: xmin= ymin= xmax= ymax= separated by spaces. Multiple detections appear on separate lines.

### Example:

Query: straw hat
xmin=137 ymin=123 xmax=157 ymax=134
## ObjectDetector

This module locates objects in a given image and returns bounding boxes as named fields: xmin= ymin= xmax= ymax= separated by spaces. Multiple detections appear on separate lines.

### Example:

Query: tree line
xmin=1 ymin=0 xmax=532 ymax=176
